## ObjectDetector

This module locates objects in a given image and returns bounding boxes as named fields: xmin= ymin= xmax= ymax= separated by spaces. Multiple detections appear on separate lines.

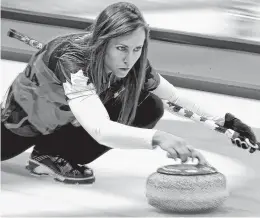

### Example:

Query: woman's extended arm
xmin=151 ymin=74 xmax=225 ymax=125
xmin=68 ymin=93 xmax=157 ymax=149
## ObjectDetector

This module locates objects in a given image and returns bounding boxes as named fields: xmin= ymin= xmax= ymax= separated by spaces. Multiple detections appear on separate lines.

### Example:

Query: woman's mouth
xmin=119 ymin=68 xmax=129 ymax=71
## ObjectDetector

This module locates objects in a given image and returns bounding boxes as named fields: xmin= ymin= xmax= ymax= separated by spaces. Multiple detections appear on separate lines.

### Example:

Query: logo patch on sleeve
xmin=63 ymin=69 xmax=96 ymax=100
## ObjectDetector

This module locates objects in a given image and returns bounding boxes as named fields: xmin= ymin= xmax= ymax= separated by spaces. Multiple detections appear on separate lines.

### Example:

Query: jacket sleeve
xmin=151 ymin=73 xmax=225 ymax=125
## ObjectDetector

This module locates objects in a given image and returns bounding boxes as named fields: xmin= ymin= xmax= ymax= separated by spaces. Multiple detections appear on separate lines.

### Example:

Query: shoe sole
xmin=26 ymin=159 xmax=95 ymax=184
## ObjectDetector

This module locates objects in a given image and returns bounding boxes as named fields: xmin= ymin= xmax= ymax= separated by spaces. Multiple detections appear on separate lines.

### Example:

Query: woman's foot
xmin=26 ymin=149 xmax=95 ymax=184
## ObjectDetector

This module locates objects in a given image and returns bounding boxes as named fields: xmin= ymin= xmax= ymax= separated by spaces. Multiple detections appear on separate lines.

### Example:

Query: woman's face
xmin=104 ymin=27 xmax=146 ymax=78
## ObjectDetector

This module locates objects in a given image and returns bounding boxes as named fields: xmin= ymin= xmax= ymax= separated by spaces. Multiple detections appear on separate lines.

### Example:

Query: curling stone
xmin=146 ymin=164 xmax=229 ymax=213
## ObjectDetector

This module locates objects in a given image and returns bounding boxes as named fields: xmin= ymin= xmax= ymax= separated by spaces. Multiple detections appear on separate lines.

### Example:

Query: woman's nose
xmin=123 ymin=54 xmax=133 ymax=66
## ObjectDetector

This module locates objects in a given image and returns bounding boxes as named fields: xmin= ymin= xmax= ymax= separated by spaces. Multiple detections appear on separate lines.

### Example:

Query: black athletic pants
xmin=1 ymin=92 xmax=164 ymax=164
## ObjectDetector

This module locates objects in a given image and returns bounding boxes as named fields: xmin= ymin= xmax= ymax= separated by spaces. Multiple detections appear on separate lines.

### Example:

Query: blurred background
xmin=2 ymin=0 xmax=260 ymax=43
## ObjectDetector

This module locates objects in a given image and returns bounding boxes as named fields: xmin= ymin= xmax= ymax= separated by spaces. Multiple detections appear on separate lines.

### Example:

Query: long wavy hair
xmin=57 ymin=2 xmax=150 ymax=125
xmin=86 ymin=2 xmax=150 ymax=125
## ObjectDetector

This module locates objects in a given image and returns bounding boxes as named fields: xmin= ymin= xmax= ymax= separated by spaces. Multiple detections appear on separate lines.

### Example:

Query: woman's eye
xmin=117 ymin=46 xmax=126 ymax=51
xmin=134 ymin=47 xmax=142 ymax=52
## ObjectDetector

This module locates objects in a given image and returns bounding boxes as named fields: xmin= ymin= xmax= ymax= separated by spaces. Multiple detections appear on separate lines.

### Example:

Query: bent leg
xmin=33 ymin=91 xmax=164 ymax=165
xmin=34 ymin=124 xmax=111 ymax=165
xmin=1 ymin=122 xmax=36 ymax=161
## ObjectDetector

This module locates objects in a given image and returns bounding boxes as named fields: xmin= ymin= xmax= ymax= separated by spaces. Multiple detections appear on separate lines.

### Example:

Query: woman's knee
xmin=133 ymin=92 xmax=164 ymax=128
xmin=146 ymin=92 xmax=164 ymax=120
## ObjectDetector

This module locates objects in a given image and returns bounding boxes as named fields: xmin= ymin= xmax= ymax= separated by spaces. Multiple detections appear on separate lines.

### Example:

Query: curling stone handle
xmin=166 ymin=154 xmax=213 ymax=167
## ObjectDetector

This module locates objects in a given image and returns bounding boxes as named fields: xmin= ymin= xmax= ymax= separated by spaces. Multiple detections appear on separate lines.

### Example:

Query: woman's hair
xmin=56 ymin=2 xmax=150 ymax=125
xmin=86 ymin=2 xmax=150 ymax=125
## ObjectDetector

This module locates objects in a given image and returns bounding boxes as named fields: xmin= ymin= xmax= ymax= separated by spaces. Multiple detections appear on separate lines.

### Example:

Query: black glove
xmin=224 ymin=113 xmax=258 ymax=153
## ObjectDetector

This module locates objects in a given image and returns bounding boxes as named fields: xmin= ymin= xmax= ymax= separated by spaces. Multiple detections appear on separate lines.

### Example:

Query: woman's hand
xmin=224 ymin=113 xmax=259 ymax=153
xmin=152 ymin=130 xmax=208 ymax=164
